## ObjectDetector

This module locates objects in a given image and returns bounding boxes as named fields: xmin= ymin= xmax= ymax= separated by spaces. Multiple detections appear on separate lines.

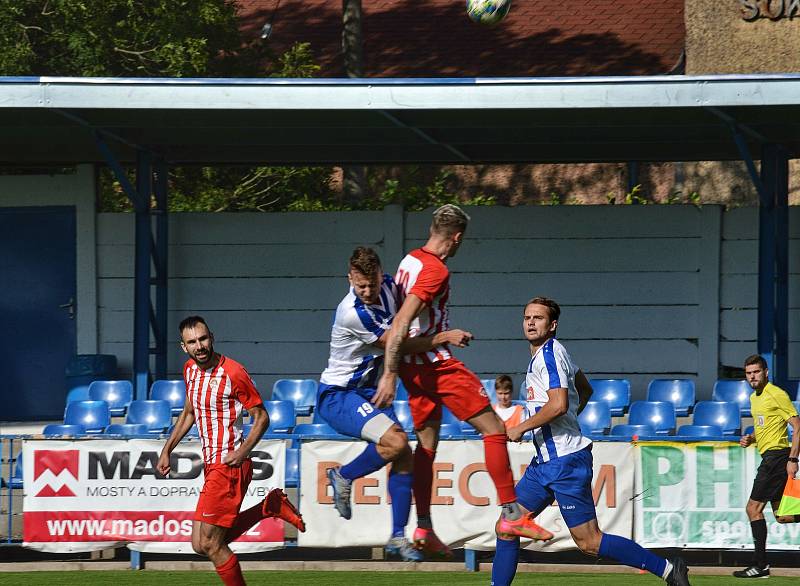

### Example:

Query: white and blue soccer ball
xmin=466 ymin=0 xmax=512 ymax=25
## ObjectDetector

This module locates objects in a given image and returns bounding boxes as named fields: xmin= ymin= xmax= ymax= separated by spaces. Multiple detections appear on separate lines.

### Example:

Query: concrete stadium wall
xmin=95 ymin=205 xmax=800 ymax=402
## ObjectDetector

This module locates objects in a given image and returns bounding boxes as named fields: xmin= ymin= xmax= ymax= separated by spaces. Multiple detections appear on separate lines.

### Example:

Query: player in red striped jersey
xmin=374 ymin=204 xmax=552 ymax=558
xmin=158 ymin=316 xmax=304 ymax=586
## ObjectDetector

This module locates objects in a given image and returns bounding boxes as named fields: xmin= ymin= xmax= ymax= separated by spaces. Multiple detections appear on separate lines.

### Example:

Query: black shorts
xmin=751 ymin=448 xmax=790 ymax=504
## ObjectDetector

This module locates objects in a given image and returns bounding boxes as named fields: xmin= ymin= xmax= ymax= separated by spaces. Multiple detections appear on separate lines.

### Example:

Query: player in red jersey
xmin=158 ymin=316 xmax=305 ymax=586
xmin=373 ymin=205 xmax=552 ymax=558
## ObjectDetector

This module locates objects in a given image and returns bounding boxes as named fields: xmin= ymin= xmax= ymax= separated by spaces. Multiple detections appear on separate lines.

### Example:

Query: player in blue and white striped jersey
xmin=491 ymin=297 xmax=690 ymax=586
xmin=317 ymin=246 xmax=471 ymax=562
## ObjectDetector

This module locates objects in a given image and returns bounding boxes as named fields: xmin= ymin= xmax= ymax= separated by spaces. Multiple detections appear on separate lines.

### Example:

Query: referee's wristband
xmin=789 ymin=457 xmax=799 ymax=463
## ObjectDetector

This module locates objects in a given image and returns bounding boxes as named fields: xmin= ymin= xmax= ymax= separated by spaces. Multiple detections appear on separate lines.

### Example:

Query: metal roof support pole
xmin=94 ymin=135 xmax=156 ymax=404
xmin=152 ymin=159 xmax=168 ymax=381
xmin=759 ymin=144 xmax=789 ymax=387
xmin=626 ymin=161 xmax=640 ymax=196
xmin=133 ymin=151 xmax=153 ymax=404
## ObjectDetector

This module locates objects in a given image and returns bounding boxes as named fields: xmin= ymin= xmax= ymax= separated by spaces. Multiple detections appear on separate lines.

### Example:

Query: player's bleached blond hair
xmin=431 ymin=204 xmax=470 ymax=236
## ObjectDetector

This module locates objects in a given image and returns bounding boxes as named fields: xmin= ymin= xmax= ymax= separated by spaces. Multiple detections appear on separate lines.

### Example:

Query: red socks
xmin=215 ymin=553 xmax=245 ymax=586
xmin=225 ymin=502 xmax=263 ymax=544
xmin=412 ymin=446 xmax=436 ymax=518
xmin=483 ymin=433 xmax=517 ymax=504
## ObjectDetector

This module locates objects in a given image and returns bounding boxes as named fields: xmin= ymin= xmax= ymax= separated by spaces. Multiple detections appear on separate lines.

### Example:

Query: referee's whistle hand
xmin=739 ymin=434 xmax=754 ymax=448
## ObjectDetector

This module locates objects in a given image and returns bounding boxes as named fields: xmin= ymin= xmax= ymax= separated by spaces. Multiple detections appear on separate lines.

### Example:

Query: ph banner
xmin=22 ymin=438 xmax=286 ymax=553
xmin=298 ymin=439 xmax=633 ymax=551
xmin=634 ymin=441 xmax=800 ymax=549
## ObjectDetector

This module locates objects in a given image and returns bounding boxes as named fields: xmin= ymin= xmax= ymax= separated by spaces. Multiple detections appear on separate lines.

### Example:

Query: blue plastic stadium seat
xmin=242 ymin=423 xmax=253 ymax=438
xmin=89 ymin=380 xmax=133 ymax=417
xmin=610 ymin=423 xmax=655 ymax=438
xmin=588 ymin=379 xmax=631 ymax=417
xmin=712 ymin=380 xmax=752 ymax=415
xmin=66 ymin=386 xmax=91 ymax=404
xmin=628 ymin=401 xmax=676 ymax=435
xmin=794 ymin=400 xmax=800 ymax=414
xmin=793 ymin=380 xmax=800 ymax=401
xmin=285 ymin=447 xmax=300 ymax=488
xmin=64 ymin=400 xmax=111 ymax=433
xmin=294 ymin=422 xmax=344 ymax=439
xmin=692 ymin=401 xmax=741 ymax=435
xmin=677 ymin=424 xmax=723 ymax=438
xmin=518 ymin=381 xmax=528 ymax=401
xmin=42 ymin=424 xmax=86 ymax=437
xmin=264 ymin=400 xmax=297 ymax=434
xmin=441 ymin=406 xmax=460 ymax=426
xmin=167 ymin=423 xmax=200 ymax=438
xmin=126 ymin=400 xmax=172 ymax=433
xmin=459 ymin=419 xmax=480 ymax=435
xmin=105 ymin=423 xmax=150 ymax=436
xmin=150 ymin=380 xmax=185 ymax=415
xmin=647 ymin=379 xmax=696 ymax=416
xmin=438 ymin=423 xmax=465 ymax=439
xmin=272 ymin=379 xmax=317 ymax=416
xmin=578 ymin=401 xmax=611 ymax=435
xmin=10 ymin=453 xmax=23 ymax=489
xmin=481 ymin=378 xmax=498 ymax=405
xmin=395 ymin=379 xmax=409 ymax=401
xmin=393 ymin=400 xmax=414 ymax=432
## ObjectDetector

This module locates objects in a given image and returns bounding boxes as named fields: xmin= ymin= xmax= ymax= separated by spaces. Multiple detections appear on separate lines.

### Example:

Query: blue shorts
xmin=317 ymin=383 xmax=400 ymax=442
xmin=515 ymin=446 xmax=597 ymax=528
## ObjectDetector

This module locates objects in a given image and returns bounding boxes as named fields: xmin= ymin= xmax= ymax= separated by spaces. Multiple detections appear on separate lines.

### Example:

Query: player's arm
xmin=507 ymin=388 xmax=568 ymax=442
xmin=157 ymin=400 xmax=195 ymax=476
xmin=574 ymin=370 xmax=594 ymax=415
xmin=372 ymin=328 xmax=474 ymax=353
xmin=224 ymin=404 xmax=268 ymax=467
xmin=372 ymin=293 xmax=427 ymax=408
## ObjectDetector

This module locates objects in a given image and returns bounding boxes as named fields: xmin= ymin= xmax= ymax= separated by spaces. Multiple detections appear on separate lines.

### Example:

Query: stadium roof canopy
xmin=1 ymin=74 xmax=800 ymax=165
xmin=0 ymin=73 xmax=794 ymax=407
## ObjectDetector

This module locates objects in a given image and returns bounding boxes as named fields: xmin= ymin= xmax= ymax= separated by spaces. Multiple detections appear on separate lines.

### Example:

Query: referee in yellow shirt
xmin=734 ymin=354 xmax=800 ymax=579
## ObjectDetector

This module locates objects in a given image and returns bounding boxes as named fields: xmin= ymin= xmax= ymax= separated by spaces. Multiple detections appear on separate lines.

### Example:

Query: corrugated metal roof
xmin=1 ymin=75 xmax=798 ymax=165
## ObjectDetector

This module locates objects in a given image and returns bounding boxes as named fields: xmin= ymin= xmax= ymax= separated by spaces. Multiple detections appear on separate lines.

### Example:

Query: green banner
xmin=635 ymin=442 xmax=800 ymax=549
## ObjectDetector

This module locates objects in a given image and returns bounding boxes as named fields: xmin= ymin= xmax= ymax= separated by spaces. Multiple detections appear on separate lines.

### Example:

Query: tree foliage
xmin=1 ymin=1 xmax=497 ymax=212
xmin=0 ymin=0 xmax=265 ymax=77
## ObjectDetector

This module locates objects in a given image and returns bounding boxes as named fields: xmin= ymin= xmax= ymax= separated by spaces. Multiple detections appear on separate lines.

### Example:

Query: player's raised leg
xmin=410 ymin=417 xmax=453 ymax=559
xmin=382 ymin=429 xmax=420 ymax=562
xmin=225 ymin=487 xmax=306 ymax=544
xmin=468 ymin=406 xmax=552 ymax=541
xmin=319 ymin=384 xmax=422 ymax=561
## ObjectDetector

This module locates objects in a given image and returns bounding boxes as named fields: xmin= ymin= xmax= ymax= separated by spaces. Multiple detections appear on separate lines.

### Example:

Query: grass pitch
xmin=2 ymin=571 xmax=798 ymax=585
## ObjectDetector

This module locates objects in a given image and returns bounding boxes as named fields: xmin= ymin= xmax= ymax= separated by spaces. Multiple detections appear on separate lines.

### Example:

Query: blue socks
xmin=599 ymin=533 xmax=668 ymax=578
xmin=490 ymin=537 xmax=520 ymax=586
xmin=388 ymin=472 xmax=413 ymax=537
xmin=340 ymin=443 xmax=388 ymax=480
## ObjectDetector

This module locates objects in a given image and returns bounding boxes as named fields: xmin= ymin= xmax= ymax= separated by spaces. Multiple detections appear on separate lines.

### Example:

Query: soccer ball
xmin=466 ymin=0 xmax=512 ymax=25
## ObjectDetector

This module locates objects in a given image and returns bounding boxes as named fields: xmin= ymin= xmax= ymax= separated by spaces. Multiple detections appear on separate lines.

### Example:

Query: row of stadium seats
xmin=576 ymin=378 xmax=799 ymax=418
xmin=578 ymin=398 xmax=800 ymax=439
xmin=51 ymin=397 xmax=488 ymax=438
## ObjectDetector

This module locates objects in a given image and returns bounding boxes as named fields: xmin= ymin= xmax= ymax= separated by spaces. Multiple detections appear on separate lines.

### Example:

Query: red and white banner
xmin=22 ymin=439 xmax=286 ymax=553
xmin=298 ymin=440 xmax=633 ymax=551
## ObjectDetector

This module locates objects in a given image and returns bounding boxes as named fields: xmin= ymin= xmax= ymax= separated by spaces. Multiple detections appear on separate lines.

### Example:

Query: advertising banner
xmin=298 ymin=439 xmax=633 ymax=551
xmin=22 ymin=438 xmax=286 ymax=553
xmin=634 ymin=442 xmax=800 ymax=550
